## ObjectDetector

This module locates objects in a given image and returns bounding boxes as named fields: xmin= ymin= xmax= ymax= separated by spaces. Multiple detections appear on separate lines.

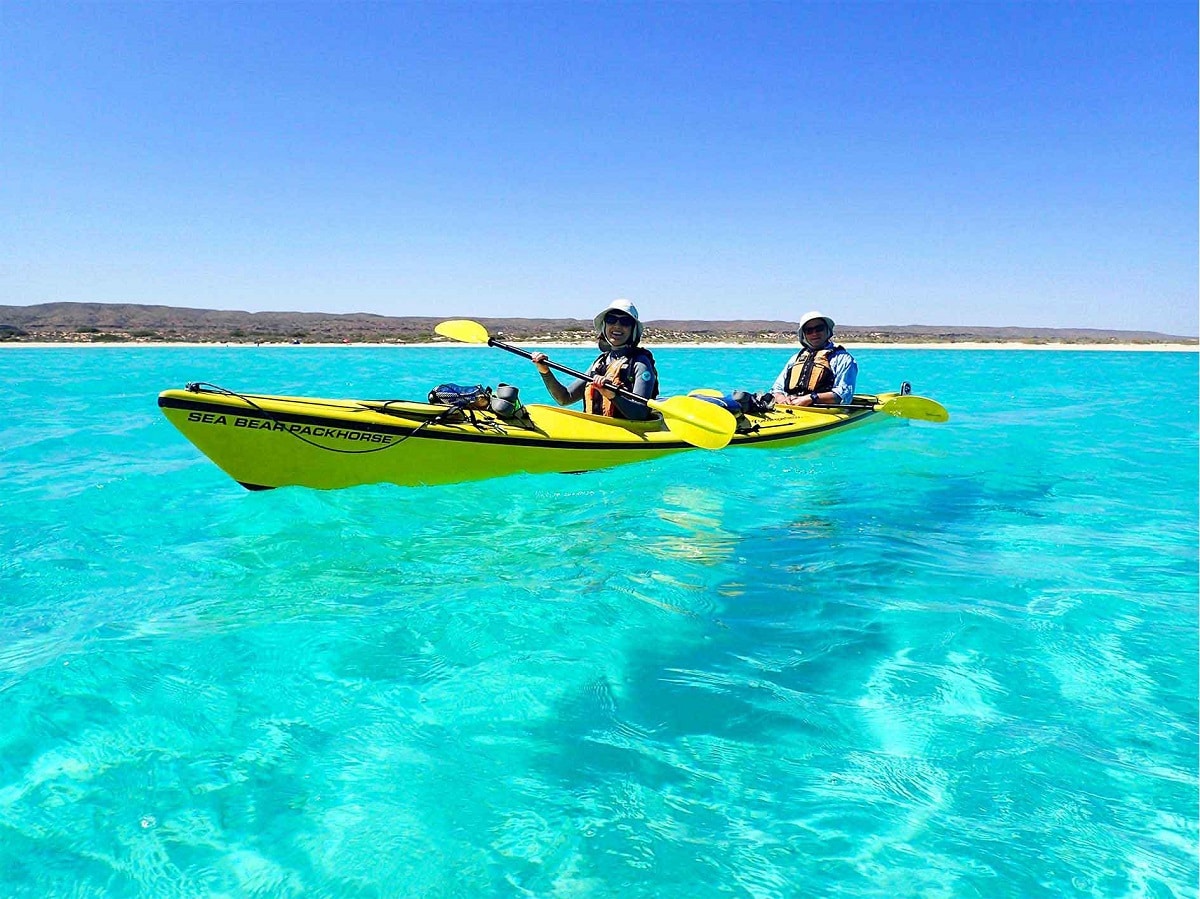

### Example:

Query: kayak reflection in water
xmin=530 ymin=299 xmax=660 ymax=420
xmin=771 ymin=309 xmax=858 ymax=407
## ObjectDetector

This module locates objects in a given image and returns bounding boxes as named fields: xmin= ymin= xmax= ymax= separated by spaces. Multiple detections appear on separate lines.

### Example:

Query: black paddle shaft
xmin=488 ymin=338 xmax=649 ymax=406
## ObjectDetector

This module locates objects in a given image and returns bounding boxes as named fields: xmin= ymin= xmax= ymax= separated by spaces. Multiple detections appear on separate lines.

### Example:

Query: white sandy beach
xmin=2 ymin=341 xmax=1196 ymax=351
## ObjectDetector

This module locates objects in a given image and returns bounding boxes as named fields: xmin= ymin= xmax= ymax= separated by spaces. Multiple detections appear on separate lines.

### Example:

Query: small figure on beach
xmin=530 ymin=299 xmax=659 ymax=420
xmin=771 ymin=310 xmax=858 ymax=407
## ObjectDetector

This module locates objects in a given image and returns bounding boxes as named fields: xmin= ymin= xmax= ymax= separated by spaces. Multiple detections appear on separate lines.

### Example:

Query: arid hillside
xmin=0 ymin=302 xmax=1193 ymax=345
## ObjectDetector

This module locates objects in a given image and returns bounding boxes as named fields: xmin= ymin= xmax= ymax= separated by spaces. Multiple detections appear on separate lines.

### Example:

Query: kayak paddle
xmin=689 ymin=388 xmax=949 ymax=422
xmin=433 ymin=319 xmax=737 ymax=450
xmin=869 ymin=395 xmax=949 ymax=422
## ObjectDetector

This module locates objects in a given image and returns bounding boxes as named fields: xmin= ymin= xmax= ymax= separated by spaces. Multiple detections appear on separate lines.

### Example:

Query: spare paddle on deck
xmin=434 ymin=319 xmax=737 ymax=449
xmin=690 ymin=387 xmax=949 ymax=423
xmin=820 ymin=395 xmax=949 ymax=421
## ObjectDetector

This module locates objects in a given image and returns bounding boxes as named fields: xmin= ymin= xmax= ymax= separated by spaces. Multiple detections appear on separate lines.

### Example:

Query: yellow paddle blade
xmin=434 ymin=319 xmax=491 ymax=344
xmin=688 ymin=388 xmax=725 ymax=398
xmin=876 ymin=395 xmax=950 ymax=423
xmin=648 ymin=395 xmax=737 ymax=450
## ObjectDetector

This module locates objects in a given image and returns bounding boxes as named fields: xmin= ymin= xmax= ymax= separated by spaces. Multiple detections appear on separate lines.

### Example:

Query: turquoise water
xmin=1 ymin=346 xmax=1196 ymax=897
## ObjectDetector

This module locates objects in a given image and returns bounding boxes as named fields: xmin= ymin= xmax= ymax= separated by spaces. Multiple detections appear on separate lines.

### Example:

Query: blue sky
xmin=2 ymin=2 xmax=1196 ymax=334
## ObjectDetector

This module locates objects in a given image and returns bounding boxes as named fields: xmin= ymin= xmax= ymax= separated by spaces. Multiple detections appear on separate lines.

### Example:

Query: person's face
xmin=801 ymin=320 xmax=828 ymax=347
xmin=603 ymin=312 xmax=635 ymax=346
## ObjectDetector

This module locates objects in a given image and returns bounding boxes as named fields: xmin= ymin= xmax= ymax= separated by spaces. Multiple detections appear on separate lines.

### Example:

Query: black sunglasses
xmin=604 ymin=313 xmax=635 ymax=326
xmin=802 ymin=323 xmax=827 ymax=334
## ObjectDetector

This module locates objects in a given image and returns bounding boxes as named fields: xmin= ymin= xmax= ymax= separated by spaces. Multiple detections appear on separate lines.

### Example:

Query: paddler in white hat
xmin=770 ymin=310 xmax=858 ymax=407
xmin=530 ymin=299 xmax=660 ymax=420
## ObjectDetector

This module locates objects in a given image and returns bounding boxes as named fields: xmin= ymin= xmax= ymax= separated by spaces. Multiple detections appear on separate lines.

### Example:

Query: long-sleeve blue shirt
xmin=771 ymin=343 xmax=858 ymax=404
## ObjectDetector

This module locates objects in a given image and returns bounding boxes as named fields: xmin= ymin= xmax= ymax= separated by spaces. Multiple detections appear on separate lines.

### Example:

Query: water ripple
xmin=0 ymin=347 xmax=1195 ymax=896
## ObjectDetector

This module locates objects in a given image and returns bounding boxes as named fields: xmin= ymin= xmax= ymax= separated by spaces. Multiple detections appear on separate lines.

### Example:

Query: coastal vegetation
xmin=0 ymin=302 xmax=1193 ymax=346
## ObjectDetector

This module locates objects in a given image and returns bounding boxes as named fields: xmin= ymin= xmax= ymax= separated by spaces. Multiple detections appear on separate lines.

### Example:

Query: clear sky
xmin=2 ymin=2 xmax=1196 ymax=335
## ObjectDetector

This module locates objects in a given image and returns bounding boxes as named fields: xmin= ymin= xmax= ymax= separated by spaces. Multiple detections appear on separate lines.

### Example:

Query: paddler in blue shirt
xmin=530 ymin=299 xmax=659 ymax=420
xmin=771 ymin=310 xmax=858 ymax=407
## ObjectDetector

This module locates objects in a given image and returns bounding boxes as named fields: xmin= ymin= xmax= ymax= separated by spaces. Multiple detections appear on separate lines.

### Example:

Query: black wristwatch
xmin=809 ymin=392 xmax=821 ymax=404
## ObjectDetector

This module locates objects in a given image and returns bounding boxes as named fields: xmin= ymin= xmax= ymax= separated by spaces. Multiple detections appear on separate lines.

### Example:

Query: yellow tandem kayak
xmin=157 ymin=384 xmax=945 ymax=491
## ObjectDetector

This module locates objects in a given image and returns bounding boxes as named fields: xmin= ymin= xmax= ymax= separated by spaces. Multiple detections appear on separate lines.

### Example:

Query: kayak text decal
xmin=185 ymin=411 xmax=396 ymax=444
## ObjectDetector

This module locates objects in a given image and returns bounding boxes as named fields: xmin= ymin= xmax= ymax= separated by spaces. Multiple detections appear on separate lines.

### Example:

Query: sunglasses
xmin=802 ymin=324 xmax=827 ymax=334
xmin=604 ymin=313 xmax=635 ymax=326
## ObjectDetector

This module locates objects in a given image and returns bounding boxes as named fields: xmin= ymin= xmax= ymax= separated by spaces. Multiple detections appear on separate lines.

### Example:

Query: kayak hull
xmin=157 ymin=387 xmax=897 ymax=490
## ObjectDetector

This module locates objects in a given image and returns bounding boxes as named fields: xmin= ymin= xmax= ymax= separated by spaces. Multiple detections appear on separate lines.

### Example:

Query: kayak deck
xmin=158 ymin=384 xmax=898 ymax=490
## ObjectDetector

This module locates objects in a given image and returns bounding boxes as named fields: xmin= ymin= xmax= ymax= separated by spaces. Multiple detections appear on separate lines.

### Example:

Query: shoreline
xmin=1 ymin=340 xmax=1196 ymax=352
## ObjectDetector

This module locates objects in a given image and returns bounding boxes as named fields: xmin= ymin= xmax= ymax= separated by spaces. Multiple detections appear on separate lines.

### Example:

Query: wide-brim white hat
xmin=593 ymin=298 xmax=643 ymax=345
xmin=797 ymin=310 xmax=835 ymax=344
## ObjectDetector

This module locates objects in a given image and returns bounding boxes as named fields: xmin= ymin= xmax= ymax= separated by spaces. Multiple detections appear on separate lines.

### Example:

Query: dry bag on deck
xmin=428 ymin=384 xmax=492 ymax=410
xmin=731 ymin=390 xmax=775 ymax=414
xmin=489 ymin=383 xmax=527 ymax=419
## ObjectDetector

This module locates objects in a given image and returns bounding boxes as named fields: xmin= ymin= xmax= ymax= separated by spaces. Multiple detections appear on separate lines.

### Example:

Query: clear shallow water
xmin=0 ymin=346 xmax=1196 ymax=898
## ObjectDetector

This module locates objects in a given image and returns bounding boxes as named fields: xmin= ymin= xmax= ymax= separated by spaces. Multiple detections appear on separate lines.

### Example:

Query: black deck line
xmin=731 ymin=409 xmax=875 ymax=444
xmin=158 ymin=393 xmax=693 ymax=452
xmin=159 ymin=392 xmax=874 ymax=454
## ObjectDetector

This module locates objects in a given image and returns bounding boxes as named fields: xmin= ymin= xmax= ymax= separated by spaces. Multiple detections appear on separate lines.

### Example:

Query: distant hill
xmin=0 ymin=302 xmax=1194 ymax=345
